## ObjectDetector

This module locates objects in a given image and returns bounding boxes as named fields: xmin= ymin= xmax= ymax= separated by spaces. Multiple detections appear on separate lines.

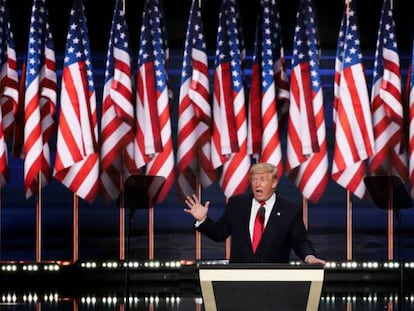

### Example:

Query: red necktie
xmin=252 ymin=200 xmax=266 ymax=253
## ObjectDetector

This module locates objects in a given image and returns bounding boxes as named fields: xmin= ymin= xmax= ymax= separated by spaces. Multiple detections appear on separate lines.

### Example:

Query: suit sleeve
xmin=195 ymin=203 xmax=233 ymax=242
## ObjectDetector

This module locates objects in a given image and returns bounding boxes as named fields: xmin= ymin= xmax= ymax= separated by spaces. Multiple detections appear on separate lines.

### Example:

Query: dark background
xmin=2 ymin=0 xmax=414 ymax=263
xmin=6 ymin=0 xmax=414 ymax=53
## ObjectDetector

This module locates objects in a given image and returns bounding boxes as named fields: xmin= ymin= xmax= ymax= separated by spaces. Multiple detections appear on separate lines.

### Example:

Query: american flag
xmin=0 ymin=0 xmax=18 ymax=186
xmin=286 ymin=0 xmax=328 ymax=203
xmin=176 ymin=0 xmax=216 ymax=200
xmin=54 ymin=0 xmax=99 ymax=203
xmin=247 ymin=0 xmax=284 ymax=177
xmin=211 ymin=0 xmax=250 ymax=198
xmin=133 ymin=0 xmax=174 ymax=203
xmin=23 ymin=0 xmax=57 ymax=199
xmin=332 ymin=0 xmax=375 ymax=199
xmin=100 ymin=0 xmax=135 ymax=201
xmin=369 ymin=0 xmax=406 ymax=180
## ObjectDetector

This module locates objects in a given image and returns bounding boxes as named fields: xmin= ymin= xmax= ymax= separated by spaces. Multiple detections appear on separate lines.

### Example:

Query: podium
xmin=198 ymin=263 xmax=325 ymax=311
xmin=117 ymin=174 xmax=165 ymax=259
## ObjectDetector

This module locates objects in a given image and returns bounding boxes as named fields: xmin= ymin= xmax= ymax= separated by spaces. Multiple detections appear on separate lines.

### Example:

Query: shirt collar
xmin=254 ymin=192 xmax=276 ymax=208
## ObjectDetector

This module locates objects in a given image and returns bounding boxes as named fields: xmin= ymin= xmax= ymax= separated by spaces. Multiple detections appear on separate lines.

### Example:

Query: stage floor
xmin=1 ymin=260 xmax=414 ymax=310
xmin=0 ymin=297 xmax=414 ymax=310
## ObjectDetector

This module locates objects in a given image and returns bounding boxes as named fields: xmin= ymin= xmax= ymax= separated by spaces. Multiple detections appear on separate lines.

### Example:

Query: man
xmin=184 ymin=162 xmax=326 ymax=264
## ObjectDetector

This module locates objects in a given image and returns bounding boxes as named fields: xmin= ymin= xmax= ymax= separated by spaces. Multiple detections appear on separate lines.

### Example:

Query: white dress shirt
xmin=249 ymin=193 xmax=276 ymax=242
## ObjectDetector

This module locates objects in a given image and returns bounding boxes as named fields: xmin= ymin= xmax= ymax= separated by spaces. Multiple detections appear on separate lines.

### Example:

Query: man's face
xmin=250 ymin=172 xmax=278 ymax=202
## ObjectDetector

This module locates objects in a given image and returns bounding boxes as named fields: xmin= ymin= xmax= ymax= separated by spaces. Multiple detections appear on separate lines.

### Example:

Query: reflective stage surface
xmin=2 ymin=295 xmax=414 ymax=311
xmin=2 ymin=260 xmax=414 ymax=310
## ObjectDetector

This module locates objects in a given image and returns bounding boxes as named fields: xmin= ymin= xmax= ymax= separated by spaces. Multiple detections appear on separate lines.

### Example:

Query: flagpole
xmin=195 ymin=229 xmax=202 ymax=260
xmin=384 ymin=154 xmax=395 ymax=261
xmin=119 ymin=196 xmax=126 ymax=261
xmin=225 ymin=198 xmax=230 ymax=260
xmin=73 ymin=194 xmax=79 ymax=262
xmin=387 ymin=169 xmax=394 ymax=260
xmin=346 ymin=190 xmax=352 ymax=260
xmin=226 ymin=239 xmax=230 ymax=260
xmin=0 ymin=187 xmax=2 ymax=260
xmin=119 ymin=150 xmax=126 ymax=261
xmin=36 ymin=172 xmax=42 ymax=262
xmin=148 ymin=202 xmax=154 ymax=260
xmin=194 ymin=171 xmax=202 ymax=311
xmin=73 ymin=299 xmax=78 ymax=311
xmin=195 ymin=180 xmax=201 ymax=260
xmin=119 ymin=205 xmax=126 ymax=261
xmin=302 ymin=196 xmax=308 ymax=229
xmin=388 ymin=199 xmax=394 ymax=260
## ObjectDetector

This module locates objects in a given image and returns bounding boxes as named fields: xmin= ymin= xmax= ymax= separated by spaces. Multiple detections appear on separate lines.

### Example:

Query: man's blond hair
xmin=249 ymin=162 xmax=277 ymax=179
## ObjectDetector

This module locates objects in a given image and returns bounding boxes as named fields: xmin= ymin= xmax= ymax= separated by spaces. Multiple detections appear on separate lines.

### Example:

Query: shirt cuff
xmin=195 ymin=217 xmax=207 ymax=227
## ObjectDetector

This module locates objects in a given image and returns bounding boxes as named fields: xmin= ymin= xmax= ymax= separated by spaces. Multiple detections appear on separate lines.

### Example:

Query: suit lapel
xmin=243 ymin=196 xmax=255 ymax=251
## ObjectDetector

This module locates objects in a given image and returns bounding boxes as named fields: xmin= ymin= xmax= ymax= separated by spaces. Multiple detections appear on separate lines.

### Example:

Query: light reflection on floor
xmin=2 ymin=293 xmax=414 ymax=310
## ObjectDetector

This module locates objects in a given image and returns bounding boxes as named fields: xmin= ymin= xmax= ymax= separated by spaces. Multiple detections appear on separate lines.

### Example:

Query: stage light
xmin=81 ymin=261 xmax=97 ymax=269
xmin=324 ymin=261 xmax=337 ymax=269
xmin=166 ymin=295 xmax=181 ymax=304
xmin=1 ymin=264 xmax=17 ymax=272
xmin=166 ymin=260 xmax=181 ymax=268
xmin=22 ymin=264 xmax=38 ymax=271
xmin=43 ymin=293 xmax=59 ymax=302
xmin=362 ymin=262 xmax=379 ymax=269
xmin=321 ymin=296 xmax=332 ymax=308
xmin=23 ymin=293 xmax=38 ymax=303
xmin=343 ymin=295 xmax=357 ymax=302
xmin=2 ymin=293 xmax=17 ymax=303
xmin=145 ymin=295 xmax=160 ymax=303
xmin=126 ymin=296 xmax=140 ymax=304
xmin=149 ymin=261 xmax=160 ymax=268
xmin=81 ymin=296 xmax=97 ymax=304
xmin=363 ymin=294 xmax=378 ymax=302
xmin=102 ymin=296 xmax=118 ymax=305
xmin=384 ymin=261 xmax=399 ymax=269
xmin=289 ymin=260 xmax=301 ymax=266
xmin=404 ymin=262 xmax=414 ymax=268
xmin=102 ymin=261 xmax=119 ymax=269
xmin=341 ymin=261 xmax=357 ymax=269
xmin=44 ymin=264 xmax=60 ymax=271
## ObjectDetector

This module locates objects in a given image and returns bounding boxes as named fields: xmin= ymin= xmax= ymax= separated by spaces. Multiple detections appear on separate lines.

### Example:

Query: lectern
xmin=198 ymin=263 xmax=325 ymax=311
xmin=117 ymin=175 xmax=165 ymax=259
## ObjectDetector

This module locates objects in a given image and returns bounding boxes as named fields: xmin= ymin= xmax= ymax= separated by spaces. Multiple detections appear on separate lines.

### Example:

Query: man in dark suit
xmin=184 ymin=162 xmax=325 ymax=264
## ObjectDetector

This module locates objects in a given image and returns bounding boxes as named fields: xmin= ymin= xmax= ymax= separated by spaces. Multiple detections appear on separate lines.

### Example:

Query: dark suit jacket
xmin=196 ymin=192 xmax=316 ymax=263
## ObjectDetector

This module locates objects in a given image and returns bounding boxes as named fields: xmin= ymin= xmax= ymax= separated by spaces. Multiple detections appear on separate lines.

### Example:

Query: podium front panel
xmin=198 ymin=264 xmax=324 ymax=311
